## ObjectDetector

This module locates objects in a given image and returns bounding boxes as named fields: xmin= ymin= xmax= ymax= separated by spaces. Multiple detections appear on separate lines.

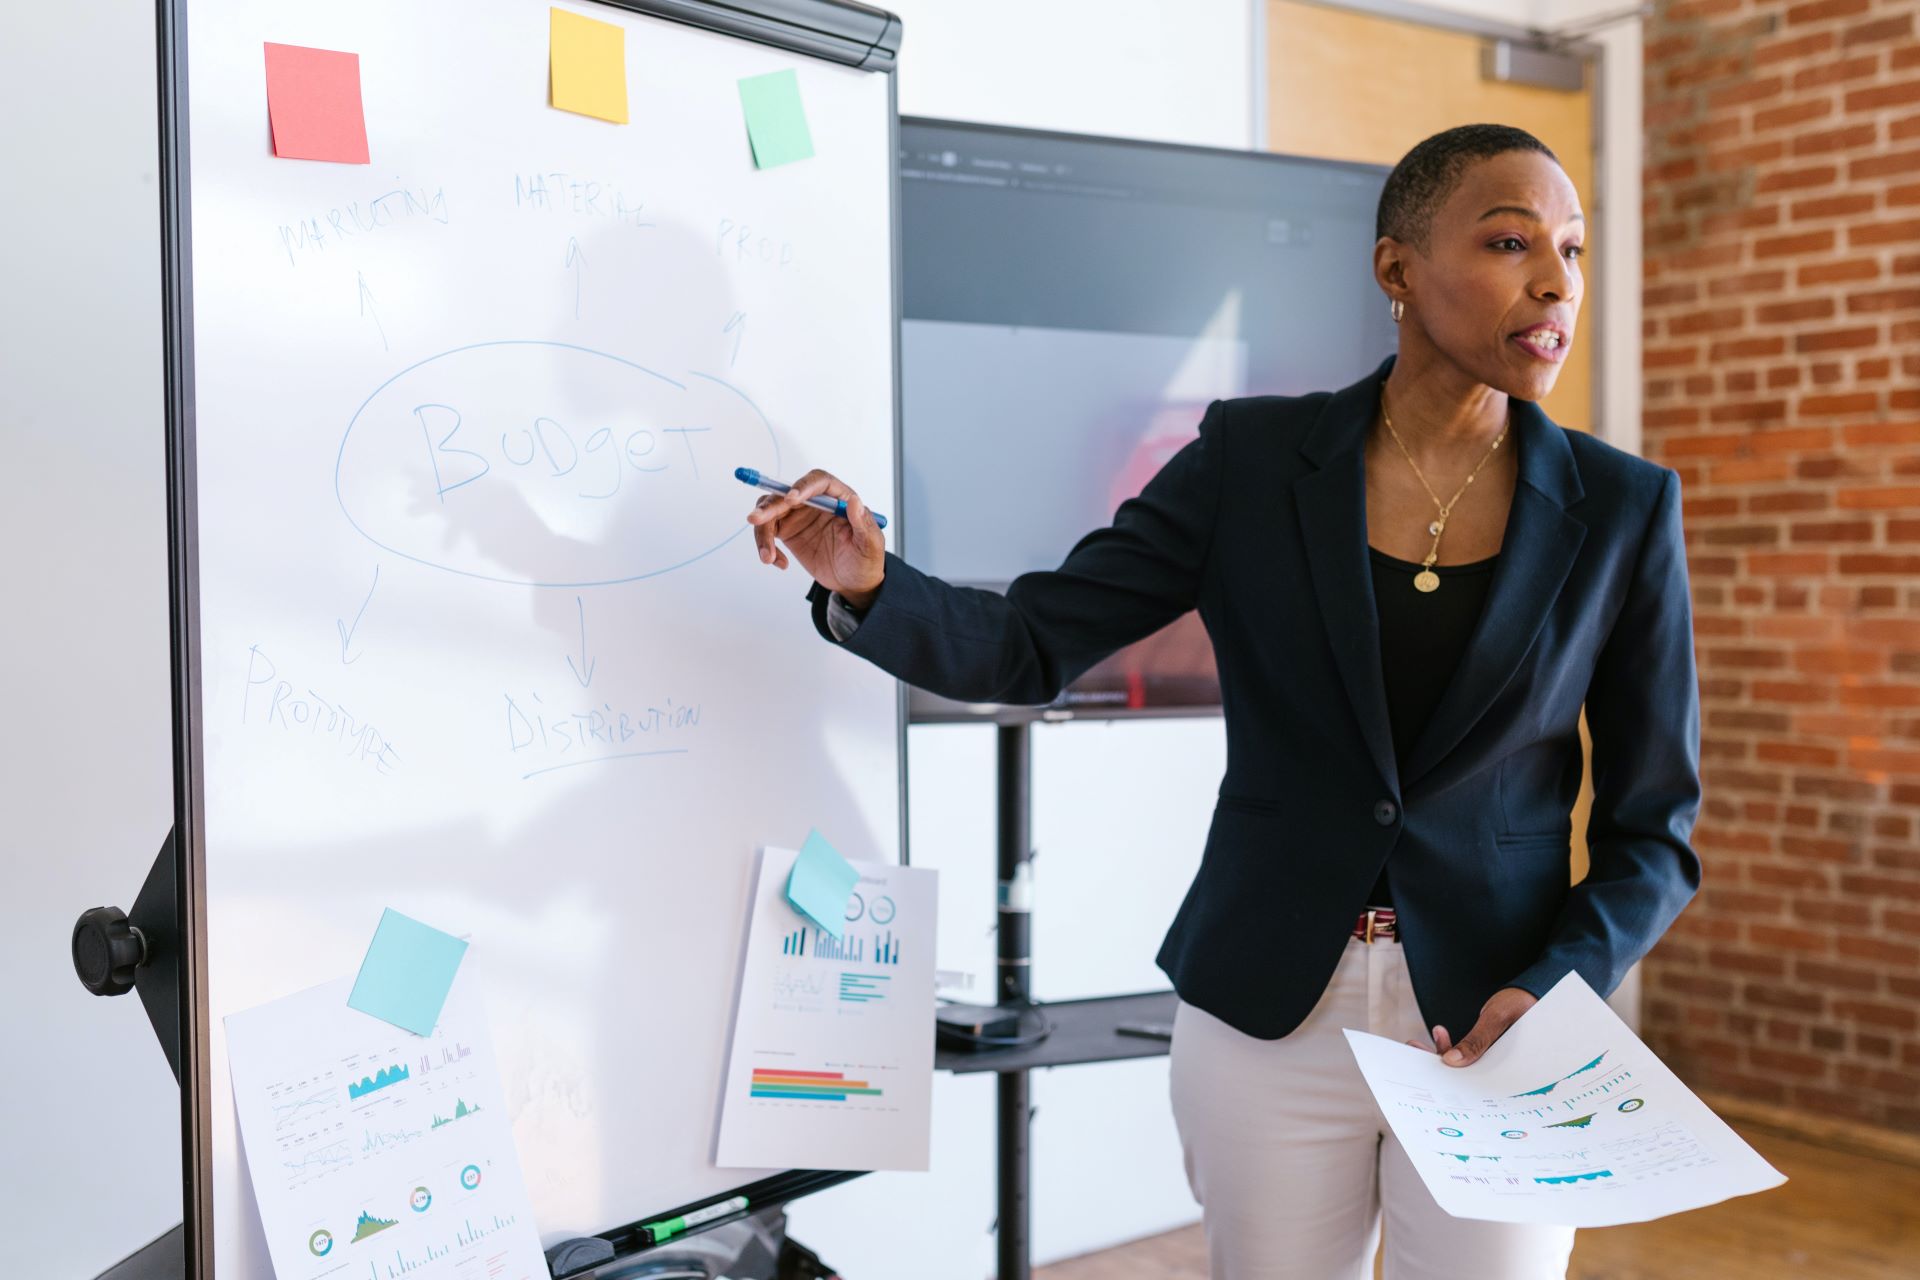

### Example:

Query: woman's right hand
xmin=745 ymin=468 xmax=885 ymax=610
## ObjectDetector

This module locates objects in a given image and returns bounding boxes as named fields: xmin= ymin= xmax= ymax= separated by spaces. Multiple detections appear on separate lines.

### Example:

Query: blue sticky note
xmin=786 ymin=829 xmax=859 ymax=939
xmin=347 ymin=909 xmax=469 ymax=1035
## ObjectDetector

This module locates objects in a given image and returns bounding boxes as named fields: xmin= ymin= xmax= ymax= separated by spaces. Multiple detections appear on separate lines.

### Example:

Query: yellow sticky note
xmin=550 ymin=8 xmax=628 ymax=125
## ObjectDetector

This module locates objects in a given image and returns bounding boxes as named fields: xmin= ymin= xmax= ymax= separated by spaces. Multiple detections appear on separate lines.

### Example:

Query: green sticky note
xmin=787 ymin=829 xmax=858 ymax=938
xmin=347 ymin=909 xmax=469 ymax=1035
xmin=738 ymin=69 xmax=814 ymax=169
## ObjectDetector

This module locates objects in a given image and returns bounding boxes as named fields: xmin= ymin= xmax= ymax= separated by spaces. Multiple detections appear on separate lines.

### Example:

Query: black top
xmin=1364 ymin=546 xmax=1500 ymax=909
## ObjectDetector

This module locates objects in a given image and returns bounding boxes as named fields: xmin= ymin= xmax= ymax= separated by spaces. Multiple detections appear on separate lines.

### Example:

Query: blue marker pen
xmin=736 ymin=467 xmax=888 ymax=530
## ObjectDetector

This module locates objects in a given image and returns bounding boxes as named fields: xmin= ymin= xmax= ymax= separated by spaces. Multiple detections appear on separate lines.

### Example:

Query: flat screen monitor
xmin=899 ymin=117 xmax=1399 ymax=722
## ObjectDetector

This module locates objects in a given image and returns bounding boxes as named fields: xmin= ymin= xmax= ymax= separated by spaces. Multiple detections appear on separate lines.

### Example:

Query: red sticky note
xmin=263 ymin=42 xmax=370 ymax=164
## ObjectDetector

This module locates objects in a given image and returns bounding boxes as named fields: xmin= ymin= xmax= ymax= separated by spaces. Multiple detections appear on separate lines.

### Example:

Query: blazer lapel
xmin=1399 ymin=400 xmax=1586 ymax=790
xmin=1295 ymin=358 xmax=1402 ymax=796
xmin=1293 ymin=354 xmax=1589 ymax=798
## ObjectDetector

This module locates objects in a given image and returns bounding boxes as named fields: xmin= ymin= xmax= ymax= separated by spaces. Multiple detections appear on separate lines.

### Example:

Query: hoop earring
xmin=1390 ymin=299 xmax=1405 ymax=324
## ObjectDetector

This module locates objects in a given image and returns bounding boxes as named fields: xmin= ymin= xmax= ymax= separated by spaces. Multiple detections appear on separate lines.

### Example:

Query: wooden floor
xmin=1033 ymin=1124 xmax=1920 ymax=1279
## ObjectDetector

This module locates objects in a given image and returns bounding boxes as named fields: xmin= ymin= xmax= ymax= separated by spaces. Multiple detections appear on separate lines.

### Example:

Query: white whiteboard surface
xmin=180 ymin=0 xmax=900 ymax=1268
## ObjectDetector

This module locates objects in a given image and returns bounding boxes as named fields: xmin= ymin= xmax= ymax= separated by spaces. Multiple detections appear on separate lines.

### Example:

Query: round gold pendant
xmin=1414 ymin=570 xmax=1441 ymax=593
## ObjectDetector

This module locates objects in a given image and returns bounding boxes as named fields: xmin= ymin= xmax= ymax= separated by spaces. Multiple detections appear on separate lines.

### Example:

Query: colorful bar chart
xmin=781 ymin=926 xmax=809 ymax=956
xmin=872 ymin=930 xmax=900 ymax=965
xmin=839 ymin=973 xmax=891 ymax=1004
xmin=749 ymin=1067 xmax=884 ymax=1102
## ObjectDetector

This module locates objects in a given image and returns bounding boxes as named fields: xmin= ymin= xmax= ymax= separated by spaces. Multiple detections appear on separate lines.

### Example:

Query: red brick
xmin=1837 ymin=484 xmax=1920 ymax=508
xmin=1758 ymin=163 xmax=1840 ymax=194
xmin=1795 ymin=326 xmax=1882 ymax=352
xmin=1792 ymin=54 xmax=1881 ymax=90
xmin=1850 ymin=292 xmax=1920 ymax=321
xmin=1834 ymin=999 xmax=1920 ymax=1031
xmin=1799 ymin=391 xmax=1880 ymax=415
xmin=1846 ymin=80 xmax=1920 ymax=112
xmin=1757 ymin=228 xmax=1839 ymax=258
xmin=1849 ymin=217 xmax=1920 ymax=246
xmin=1844 ymin=421 xmax=1920 ymax=445
xmin=1785 ymin=0 xmax=1868 ymax=23
xmin=1712 ymin=75 xmax=1789 ymax=111
xmin=1799 ymin=257 xmax=1881 ymax=285
xmin=1796 ymin=124 xmax=1880 ymax=157
xmin=1842 ymin=14 xmax=1914 ymax=46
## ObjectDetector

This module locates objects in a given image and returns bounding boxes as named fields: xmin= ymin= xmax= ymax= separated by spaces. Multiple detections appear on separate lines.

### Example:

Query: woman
xmin=745 ymin=124 xmax=1701 ymax=1280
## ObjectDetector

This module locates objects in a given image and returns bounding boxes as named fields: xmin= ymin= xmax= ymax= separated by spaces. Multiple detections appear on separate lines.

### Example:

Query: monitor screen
xmin=899 ymin=118 xmax=1400 ymax=720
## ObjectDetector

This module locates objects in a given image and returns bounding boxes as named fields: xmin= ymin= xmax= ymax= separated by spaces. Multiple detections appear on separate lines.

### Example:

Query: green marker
xmin=642 ymin=1195 xmax=750 ymax=1245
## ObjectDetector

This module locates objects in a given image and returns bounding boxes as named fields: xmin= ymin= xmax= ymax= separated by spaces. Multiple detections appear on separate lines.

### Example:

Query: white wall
xmin=0 ymin=3 xmax=183 ymax=1278
xmin=2 ymin=0 xmax=1644 ymax=1275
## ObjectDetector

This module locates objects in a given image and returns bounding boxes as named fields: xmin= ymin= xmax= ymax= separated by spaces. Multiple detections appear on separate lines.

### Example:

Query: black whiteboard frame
xmin=156 ymin=0 xmax=907 ymax=1272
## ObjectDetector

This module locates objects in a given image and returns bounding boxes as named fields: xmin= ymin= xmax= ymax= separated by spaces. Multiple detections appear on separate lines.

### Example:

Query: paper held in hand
xmin=1343 ymin=970 xmax=1787 ymax=1228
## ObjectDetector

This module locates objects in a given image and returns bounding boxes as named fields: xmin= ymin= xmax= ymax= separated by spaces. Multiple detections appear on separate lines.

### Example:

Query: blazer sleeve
xmin=803 ymin=399 xmax=1227 ymax=706
xmin=1509 ymin=467 xmax=1704 ymax=1003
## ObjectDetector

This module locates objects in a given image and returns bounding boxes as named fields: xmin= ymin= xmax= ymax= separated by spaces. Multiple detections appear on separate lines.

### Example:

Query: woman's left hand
xmin=1401 ymin=986 xmax=1539 ymax=1066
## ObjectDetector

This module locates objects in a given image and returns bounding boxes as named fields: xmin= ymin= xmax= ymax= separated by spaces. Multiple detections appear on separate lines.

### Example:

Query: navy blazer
xmin=807 ymin=352 xmax=1703 ymax=1042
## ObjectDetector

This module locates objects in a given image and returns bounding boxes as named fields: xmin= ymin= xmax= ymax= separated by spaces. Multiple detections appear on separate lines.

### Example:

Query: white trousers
xmin=1168 ymin=935 xmax=1578 ymax=1280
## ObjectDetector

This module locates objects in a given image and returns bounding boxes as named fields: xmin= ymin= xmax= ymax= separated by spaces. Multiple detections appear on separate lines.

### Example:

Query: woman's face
xmin=1386 ymin=150 xmax=1585 ymax=403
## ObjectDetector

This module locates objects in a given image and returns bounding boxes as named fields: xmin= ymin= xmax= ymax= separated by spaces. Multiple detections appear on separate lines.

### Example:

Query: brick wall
xmin=1639 ymin=0 xmax=1920 ymax=1130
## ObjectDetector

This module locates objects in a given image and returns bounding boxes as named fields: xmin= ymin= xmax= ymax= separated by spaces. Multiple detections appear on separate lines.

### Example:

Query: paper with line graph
xmin=716 ymin=845 xmax=937 ymax=1171
xmin=1343 ymin=970 xmax=1786 ymax=1226
xmin=223 ymin=955 xmax=546 ymax=1279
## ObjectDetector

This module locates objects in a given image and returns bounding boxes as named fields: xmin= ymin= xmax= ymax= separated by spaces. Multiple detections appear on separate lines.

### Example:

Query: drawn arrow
xmin=565 ymin=236 xmax=587 ymax=320
xmin=356 ymin=272 xmax=388 ymax=351
xmin=565 ymin=595 xmax=596 ymax=687
xmin=337 ymin=566 xmax=379 ymax=664
xmin=723 ymin=311 xmax=747 ymax=367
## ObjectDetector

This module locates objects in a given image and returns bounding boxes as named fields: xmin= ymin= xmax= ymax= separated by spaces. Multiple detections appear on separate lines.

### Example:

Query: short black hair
xmin=1376 ymin=124 xmax=1561 ymax=256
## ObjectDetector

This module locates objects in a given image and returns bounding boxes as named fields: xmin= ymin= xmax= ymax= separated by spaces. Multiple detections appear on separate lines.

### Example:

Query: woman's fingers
xmin=847 ymin=491 xmax=878 ymax=550
xmin=747 ymin=468 xmax=842 ymax=525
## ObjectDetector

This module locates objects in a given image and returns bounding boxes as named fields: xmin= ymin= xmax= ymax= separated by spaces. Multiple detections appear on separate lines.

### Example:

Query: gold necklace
xmin=1378 ymin=387 xmax=1509 ymax=594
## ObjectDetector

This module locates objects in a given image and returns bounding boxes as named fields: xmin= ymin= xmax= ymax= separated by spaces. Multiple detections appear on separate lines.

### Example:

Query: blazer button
xmin=1373 ymin=799 xmax=1399 ymax=826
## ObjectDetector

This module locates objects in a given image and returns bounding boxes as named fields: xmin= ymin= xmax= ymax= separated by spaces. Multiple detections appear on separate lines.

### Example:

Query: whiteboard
xmin=172 ymin=0 xmax=902 ymax=1268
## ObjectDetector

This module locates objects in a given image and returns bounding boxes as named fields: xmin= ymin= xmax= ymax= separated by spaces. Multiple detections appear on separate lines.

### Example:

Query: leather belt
xmin=1352 ymin=907 xmax=1399 ymax=943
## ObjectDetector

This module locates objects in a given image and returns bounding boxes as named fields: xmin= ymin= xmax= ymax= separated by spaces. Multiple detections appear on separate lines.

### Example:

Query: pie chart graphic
xmin=307 ymin=1229 xmax=333 ymax=1257
xmin=461 ymin=1164 xmax=483 ymax=1191
xmin=411 ymin=1186 xmax=432 ymax=1212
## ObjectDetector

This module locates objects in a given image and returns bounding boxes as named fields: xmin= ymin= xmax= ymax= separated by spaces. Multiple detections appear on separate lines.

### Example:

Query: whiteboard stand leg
xmin=995 ymin=723 xmax=1034 ymax=1280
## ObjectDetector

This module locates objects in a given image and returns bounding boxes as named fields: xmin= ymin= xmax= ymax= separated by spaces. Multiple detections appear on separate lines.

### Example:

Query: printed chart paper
xmin=717 ymin=846 xmax=936 ymax=1171
xmin=225 ymin=958 xmax=546 ymax=1279
xmin=1344 ymin=970 xmax=1786 ymax=1227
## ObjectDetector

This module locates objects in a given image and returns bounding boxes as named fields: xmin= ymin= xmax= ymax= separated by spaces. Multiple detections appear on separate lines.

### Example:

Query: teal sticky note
xmin=347 ymin=909 xmax=469 ymax=1035
xmin=738 ymin=69 xmax=814 ymax=170
xmin=786 ymin=829 xmax=858 ymax=938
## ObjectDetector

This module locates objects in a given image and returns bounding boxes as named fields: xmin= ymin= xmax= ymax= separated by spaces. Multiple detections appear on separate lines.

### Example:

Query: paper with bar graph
xmin=1343 ymin=969 xmax=1786 ymax=1227
xmin=716 ymin=845 xmax=937 ymax=1171
xmin=224 ymin=955 xmax=547 ymax=1279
